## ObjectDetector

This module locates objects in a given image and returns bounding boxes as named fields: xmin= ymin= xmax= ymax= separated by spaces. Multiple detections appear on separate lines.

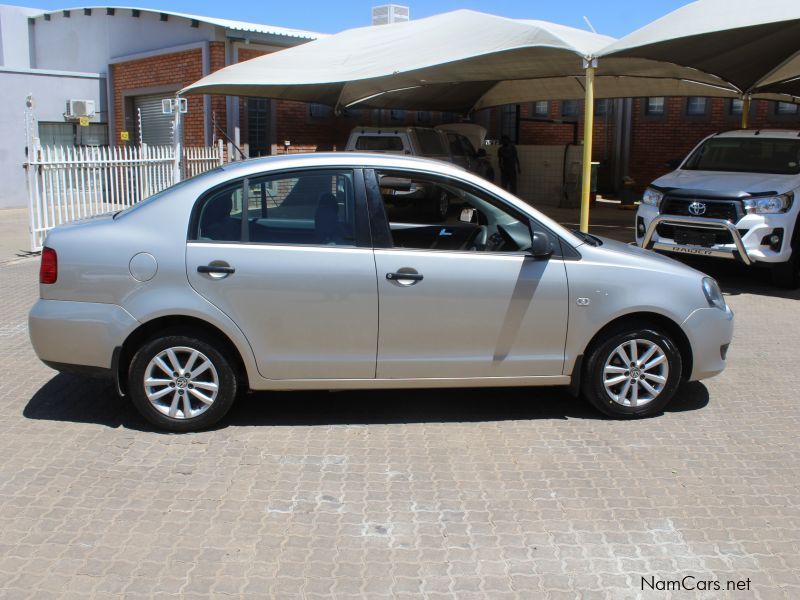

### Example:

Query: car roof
xmin=220 ymin=152 xmax=462 ymax=175
xmin=714 ymin=129 xmax=800 ymax=139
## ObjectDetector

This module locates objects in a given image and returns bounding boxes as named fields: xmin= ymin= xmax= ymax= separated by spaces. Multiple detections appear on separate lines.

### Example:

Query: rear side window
xmin=416 ymin=129 xmax=446 ymax=156
xmin=355 ymin=136 xmax=405 ymax=152
xmin=193 ymin=169 xmax=357 ymax=246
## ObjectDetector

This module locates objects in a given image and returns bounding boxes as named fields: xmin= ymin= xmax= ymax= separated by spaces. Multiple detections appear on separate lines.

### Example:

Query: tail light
xmin=40 ymin=247 xmax=58 ymax=284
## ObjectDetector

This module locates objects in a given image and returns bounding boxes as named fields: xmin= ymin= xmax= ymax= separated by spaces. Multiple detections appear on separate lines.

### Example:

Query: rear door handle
xmin=197 ymin=264 xmax=235 ymax=275
xmin=386 ymin=272 xmax=423 ymax=282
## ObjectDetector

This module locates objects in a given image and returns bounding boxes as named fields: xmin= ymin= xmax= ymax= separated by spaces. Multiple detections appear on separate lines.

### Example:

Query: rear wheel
xmin=128 ymin=333 xmax=237 ymax=432
xmin=582 ymin=325 xmax=682 ymax=418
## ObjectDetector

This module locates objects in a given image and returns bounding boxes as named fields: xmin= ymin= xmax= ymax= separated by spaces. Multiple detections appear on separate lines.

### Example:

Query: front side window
xmin=447 ymin=133 xmax=466 ymax=158
xmin=193 ymin=170 xmax=357 ymax=245
xmin=374 ymin=169 xmax=534 ymax=253
xmin=415 ymin=129 xmax=446 ymax=156
xmin=683 ymin=138 xmax=800 ymax=175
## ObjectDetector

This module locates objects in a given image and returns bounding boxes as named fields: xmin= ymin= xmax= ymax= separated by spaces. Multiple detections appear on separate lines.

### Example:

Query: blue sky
xmin=22 ymin=1 xmax=690 ymax=38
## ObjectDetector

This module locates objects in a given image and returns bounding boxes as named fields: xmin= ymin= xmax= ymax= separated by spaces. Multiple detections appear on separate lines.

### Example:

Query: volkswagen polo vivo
xmin=29 ymin=154 xmax=733 ymax=431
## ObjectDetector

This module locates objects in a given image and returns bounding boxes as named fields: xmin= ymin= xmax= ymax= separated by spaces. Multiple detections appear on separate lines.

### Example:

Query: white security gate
xmin=24 ymin=140 xmax=228 ymax=251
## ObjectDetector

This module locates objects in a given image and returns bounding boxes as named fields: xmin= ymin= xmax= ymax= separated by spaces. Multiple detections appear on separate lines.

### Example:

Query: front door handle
xmin=198 ymin=264 xmax=235 ymax=275
xmin=386 ymin=271 xmax=423 ymax=284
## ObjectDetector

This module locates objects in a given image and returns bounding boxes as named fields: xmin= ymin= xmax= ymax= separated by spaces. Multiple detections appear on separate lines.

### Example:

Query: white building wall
xmin=0 ymin=4 xmax=38 ymax=68
xmin=32 ymin=10 xmax=217 ymax=73
xmin=0 ymin=68 xmax=105 ymax=208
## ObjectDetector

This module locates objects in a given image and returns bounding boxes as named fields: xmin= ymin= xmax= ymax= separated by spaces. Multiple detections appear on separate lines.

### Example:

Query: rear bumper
xmin=29 ymin=299 xmax=139 ymax=371
xmin=682 ymin=305 xmax=734 ymax=381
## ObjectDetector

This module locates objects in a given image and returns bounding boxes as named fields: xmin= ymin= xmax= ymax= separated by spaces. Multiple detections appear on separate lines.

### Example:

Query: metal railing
xmin=24 ymin=140 xmax=229 ymax=251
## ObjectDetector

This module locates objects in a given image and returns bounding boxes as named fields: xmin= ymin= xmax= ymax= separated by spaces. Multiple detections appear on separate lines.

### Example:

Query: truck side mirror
xmin=665 ymin=158 xmax=681 ymax=170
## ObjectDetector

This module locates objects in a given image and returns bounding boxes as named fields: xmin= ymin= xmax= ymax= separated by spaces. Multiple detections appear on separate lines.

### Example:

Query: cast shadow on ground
xmin=673 ymin=256 xmax=800 ymax=300
xmin=24 ymin=373 xmax=709 ymax=432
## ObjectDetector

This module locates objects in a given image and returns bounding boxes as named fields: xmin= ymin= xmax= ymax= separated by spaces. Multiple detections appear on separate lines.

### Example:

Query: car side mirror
xmin=529 ymin=230 xmax=554 ymax=259
xmin=665 ymin=158 xmax=681 ymax=170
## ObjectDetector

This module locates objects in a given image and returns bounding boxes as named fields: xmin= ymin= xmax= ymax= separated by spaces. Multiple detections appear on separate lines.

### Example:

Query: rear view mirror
xmin=459 ymin=207 xmax=476 ymax=223
xmin=529 ymin=230 xmax=554 ymax=259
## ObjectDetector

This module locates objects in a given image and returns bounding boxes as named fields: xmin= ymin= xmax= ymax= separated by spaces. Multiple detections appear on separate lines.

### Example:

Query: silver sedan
xmin=29 ymin=153 xmax=733 ymax=431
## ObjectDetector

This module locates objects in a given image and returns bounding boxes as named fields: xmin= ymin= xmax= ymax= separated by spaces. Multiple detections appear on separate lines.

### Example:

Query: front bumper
xmin=636 ymin=204 xmax=794 ymax=265
xmin=682 ymin=305 xmax=734 ymax=381
xmin=29 ymin=299 xmax=140 ymax=372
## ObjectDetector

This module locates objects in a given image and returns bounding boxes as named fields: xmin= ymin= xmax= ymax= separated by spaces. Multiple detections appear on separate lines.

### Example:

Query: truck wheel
xmin=770 ymin=253 xmax=800 ymax=289
xmin=128 ymin=333 xmax=238 ymax=432
xmin=582 ymin=325 xmax=682 ymax=418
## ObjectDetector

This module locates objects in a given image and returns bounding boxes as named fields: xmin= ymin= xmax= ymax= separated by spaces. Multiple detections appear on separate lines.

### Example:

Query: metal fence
xmin=24 ymin=140 xmax=228 ymax=251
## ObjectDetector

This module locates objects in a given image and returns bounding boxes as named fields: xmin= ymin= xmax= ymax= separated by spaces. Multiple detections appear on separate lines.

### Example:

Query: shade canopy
xmin=599 ymin=0 xmax=800 ymax=99
xmin=183 ymin=9 xmax=743 ymax=111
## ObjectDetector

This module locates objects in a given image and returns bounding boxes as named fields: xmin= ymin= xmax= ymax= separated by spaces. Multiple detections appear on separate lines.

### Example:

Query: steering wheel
xmin=463 ymin=225 xmax=489 ymax=251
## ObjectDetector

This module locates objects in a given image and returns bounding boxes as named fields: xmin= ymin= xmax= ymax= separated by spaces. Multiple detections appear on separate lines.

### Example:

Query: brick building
xmin=487 ymin=97 xmax=800 ymax=194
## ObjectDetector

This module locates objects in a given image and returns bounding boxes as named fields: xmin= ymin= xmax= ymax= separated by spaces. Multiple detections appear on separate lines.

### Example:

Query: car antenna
xmin=754 ymin=130 xmax=761 ymax=135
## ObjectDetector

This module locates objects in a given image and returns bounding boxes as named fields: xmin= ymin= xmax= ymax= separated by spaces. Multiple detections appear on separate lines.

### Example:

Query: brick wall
xmin=111 ymin=48 xmax=205 ymax=145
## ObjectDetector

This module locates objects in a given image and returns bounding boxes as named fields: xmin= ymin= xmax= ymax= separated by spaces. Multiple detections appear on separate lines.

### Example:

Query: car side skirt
xmin=248 ymin=375 xmax=571 ymax=391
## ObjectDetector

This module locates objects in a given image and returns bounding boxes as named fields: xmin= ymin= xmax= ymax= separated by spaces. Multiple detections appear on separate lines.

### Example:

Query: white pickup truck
xmin=636 ymin=129 xmax=800 ymax=288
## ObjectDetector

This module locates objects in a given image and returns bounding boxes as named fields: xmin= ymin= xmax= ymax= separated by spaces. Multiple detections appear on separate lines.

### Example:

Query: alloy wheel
xmin=143 ymin=346 xmax=219 ymax=419
xmin=602 ymin=339 xmax=669 ymax=407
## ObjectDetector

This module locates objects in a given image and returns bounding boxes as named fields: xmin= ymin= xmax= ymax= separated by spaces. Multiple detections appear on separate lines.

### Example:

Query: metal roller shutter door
xmin=134 ymin=94 xmax=174 ymax=146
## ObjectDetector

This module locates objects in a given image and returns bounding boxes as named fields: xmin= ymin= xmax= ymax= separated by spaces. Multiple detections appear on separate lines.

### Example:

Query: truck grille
xmin=656 ymin=224 xmax=734 ymax=246
xmin=661 ymin=197 xmax=742 ymax=222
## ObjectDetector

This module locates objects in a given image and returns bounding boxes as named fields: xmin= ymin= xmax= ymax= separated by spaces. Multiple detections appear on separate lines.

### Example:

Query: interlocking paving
xmin=0 ymin=255 xmax=798 ymax=599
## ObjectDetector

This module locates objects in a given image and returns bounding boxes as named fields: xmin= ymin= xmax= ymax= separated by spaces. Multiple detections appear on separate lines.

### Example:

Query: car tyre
xmin=582 ymin=325 xmax=682 ymax=419
xmin=128 ymin=333 xmax=238 ymax=432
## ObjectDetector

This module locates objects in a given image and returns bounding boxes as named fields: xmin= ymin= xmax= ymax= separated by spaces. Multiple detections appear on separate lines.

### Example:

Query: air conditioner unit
xmin=65 ymin=99 xmax=96 ymax=119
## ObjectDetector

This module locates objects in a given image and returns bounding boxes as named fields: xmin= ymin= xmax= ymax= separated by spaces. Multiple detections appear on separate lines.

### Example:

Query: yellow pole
xmin=741 ymin=95 xmax=751 ymax=129
xmin=580 ymin=59 xmax=596 ymax=234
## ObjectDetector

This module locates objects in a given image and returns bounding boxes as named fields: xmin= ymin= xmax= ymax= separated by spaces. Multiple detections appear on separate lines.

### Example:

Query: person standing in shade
xmin=498 ymin=135 xmax=521 ymax=195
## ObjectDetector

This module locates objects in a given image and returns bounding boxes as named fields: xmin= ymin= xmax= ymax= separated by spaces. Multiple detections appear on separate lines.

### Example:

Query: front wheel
xmin=582 ymin=326 xmax=682 ymax=418
xmin=128 ymin=333 xmax=238 ymax=432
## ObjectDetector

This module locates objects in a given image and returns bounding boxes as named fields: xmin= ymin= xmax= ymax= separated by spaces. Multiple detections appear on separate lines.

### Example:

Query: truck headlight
xmin=641 ymin=187 xmax=663 ymax=207
xmin=702 ymin=277 xmax=726 ymax=310
xmin=743 ymin=192 xmax=793 ymax=214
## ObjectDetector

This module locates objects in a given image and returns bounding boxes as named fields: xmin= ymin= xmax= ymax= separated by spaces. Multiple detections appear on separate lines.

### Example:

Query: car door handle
xmin=197 ymin=264 xmax=235 ymax=275
xmin=386 ymin=271 xmax=423 ymax=282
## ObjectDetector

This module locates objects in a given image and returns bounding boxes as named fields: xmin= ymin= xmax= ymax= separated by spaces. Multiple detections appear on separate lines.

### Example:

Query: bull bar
xmin=641 ymin=215 xmax=753 ymax=266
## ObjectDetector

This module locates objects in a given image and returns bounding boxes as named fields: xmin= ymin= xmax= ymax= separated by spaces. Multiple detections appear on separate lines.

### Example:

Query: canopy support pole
xmin=580 ymin=59 xmax=597 ymax=234
xmin=741 ymin=95 xmax=751 ymax=129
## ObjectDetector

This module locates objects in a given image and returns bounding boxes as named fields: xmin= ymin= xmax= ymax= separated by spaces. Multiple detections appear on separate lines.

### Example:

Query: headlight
xmin=743 ymin=192 xmax=793 ymax=214
xmin=641 ymin=187 xmax=663 ymax=207
xmin=702 ymin=277 xmax=726 ymax=310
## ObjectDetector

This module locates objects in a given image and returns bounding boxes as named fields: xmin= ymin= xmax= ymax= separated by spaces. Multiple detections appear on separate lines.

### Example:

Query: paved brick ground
xmin=0 ymin=255 xmax=798 ymax=599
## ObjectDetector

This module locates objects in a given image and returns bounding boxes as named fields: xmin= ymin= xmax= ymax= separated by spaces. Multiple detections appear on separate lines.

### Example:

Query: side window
xmin=447 ymin=133 xmax=466 ymax=159
xmin=458 ymin=135 xmax=477 ymax=159
xmin=194 ymin=169 xmax=357 ymax=246
xmin=374 ymin=169 xmax=533 ymax=254
xmin=415 ymin=129 xmax=447 ymax=157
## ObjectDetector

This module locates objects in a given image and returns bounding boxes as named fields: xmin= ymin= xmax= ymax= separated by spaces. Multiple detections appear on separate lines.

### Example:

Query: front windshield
xmin=683 ymin=137 xmax=800 ymax=175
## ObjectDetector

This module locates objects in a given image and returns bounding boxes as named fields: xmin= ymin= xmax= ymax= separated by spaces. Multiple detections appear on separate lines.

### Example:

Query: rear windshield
xmin=354 ymin=136 xmax=405 ymax=152
xmin=683 ymin=137 xmax=800 ymax=175
xmin=415 ymin=129 xmax=446 ymax=156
